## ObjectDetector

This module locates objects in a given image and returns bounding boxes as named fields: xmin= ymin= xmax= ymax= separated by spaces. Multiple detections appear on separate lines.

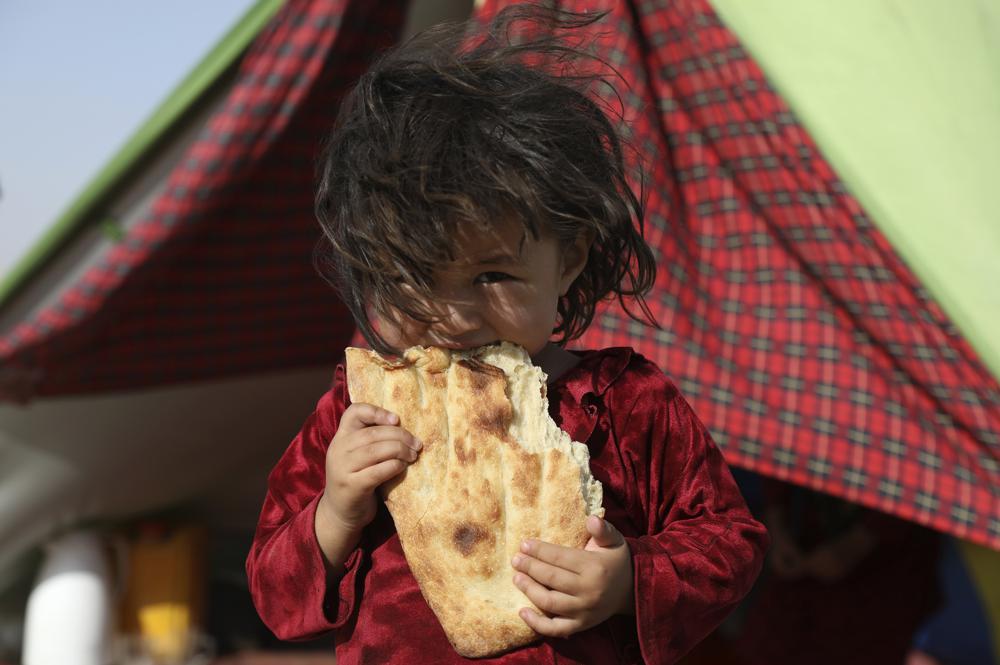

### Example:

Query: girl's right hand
xmin=319 ymin=403 xmax=422 ymax=534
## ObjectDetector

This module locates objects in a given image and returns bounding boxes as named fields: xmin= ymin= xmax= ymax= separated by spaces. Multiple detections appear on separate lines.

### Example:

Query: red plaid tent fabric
xmin=0 ymin=0 xmax=406 ymax=399
xmin=2 ymin=0 xmax=999 ymax=548
xmin=483 ymin=0 xmax=1000 ymax=548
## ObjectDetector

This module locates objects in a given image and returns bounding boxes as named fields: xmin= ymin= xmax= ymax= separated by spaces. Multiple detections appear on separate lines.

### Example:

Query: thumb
xmin=585 ymin=515 xmax=624 ymax=550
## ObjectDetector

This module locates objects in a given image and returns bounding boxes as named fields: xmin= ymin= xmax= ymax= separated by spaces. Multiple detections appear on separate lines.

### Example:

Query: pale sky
xmin=0 ymin=0 xmax=257 ymax=281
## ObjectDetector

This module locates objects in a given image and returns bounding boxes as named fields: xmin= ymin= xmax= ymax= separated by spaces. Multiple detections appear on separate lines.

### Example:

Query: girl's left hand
xmin=511 ymin=516 xmax=634 ymax=638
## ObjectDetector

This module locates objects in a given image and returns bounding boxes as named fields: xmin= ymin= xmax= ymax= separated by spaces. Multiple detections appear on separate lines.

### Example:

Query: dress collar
xmin=557 ymin=347 xmax=634 ymax=405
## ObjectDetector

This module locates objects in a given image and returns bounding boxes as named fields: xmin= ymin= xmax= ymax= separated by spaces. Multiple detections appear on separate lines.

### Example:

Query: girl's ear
xmin=558 ymin=230 xmax=595 ymax=296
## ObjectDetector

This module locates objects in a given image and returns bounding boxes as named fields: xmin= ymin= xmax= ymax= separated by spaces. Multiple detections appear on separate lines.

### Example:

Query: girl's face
xmin=376 ymin=218 xmax=589 ymax=362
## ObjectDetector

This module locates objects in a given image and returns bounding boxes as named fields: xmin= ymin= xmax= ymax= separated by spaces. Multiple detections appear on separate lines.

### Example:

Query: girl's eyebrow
xmin=475 ymin=251 xmax=520 ymax=265
xmin=474 ymin=232 xmax=527 ymax=265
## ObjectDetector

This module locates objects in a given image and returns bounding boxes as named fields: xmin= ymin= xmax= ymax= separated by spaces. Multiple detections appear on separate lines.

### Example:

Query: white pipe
xmin=23 ymin=530 xmax=112 ymax=665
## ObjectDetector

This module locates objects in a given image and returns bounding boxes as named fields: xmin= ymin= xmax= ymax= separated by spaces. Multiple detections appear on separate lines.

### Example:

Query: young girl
xmin=247 ymin=7 xmax=767 ymax=664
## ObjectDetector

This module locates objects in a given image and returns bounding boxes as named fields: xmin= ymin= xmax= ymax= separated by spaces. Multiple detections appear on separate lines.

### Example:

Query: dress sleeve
xmin=245 ymin=365 xmax=364 ymax=641
xmin=619 ymin=374 xmax=769 ymax=664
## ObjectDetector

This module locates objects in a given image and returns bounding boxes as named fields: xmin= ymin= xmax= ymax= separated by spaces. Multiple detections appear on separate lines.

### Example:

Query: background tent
xmin=0 ymin=0 xmax=411 ymax=587
xmin=474 ymin=0 xmax=1000 ymax=549
xmin=2 ymin=0 xmax=999 ymax=552
xmin=0 ymin=0 xmax=402 ymax=398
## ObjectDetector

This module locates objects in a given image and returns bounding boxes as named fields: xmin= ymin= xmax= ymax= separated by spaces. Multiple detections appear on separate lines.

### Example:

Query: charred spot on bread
xmin=452 ymin=523 xmax=488 ymax=556
xmin=457 ymin=358 xmax=504 ymax=384
xmin=475 ymin=404 xmax=510 ymax=437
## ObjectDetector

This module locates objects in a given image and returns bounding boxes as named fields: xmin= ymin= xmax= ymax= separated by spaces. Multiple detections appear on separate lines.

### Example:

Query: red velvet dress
xmin=246 ymin=348 xmax=768 ymax=664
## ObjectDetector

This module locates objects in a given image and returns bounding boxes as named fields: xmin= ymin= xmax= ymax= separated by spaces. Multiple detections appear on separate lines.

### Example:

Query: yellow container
xmin=118 ymin=522 xmax=207 ymax=663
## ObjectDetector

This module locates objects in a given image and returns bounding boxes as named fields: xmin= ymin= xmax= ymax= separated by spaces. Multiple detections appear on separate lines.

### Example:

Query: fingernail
xmin=412 ymin=438 xmax=423 ymax=450
xmin=511 ymin=554 xmax=522 ymax=567
xmin=520 ymin=540 xmax=531 ymax=553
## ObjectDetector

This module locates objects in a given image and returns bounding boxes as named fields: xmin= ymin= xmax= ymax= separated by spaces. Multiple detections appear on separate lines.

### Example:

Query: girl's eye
xmin=474 ymin=271 xmax=513 ymax=285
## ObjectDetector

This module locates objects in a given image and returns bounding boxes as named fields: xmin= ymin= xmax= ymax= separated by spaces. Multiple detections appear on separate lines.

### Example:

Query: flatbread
xmin=345 ymin=342 xmax=603 ymax=658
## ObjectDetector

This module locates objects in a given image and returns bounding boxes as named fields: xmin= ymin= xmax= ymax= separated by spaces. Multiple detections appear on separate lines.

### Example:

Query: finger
xmin=353 ymin=457 xmax=411 ymax=490
xmin=584 ymin=516 xmax=625 ymax=550
xmin=345 ymin=425 xmax=421 ymax=454
xmin=521 ymin=539 xmax=587 ymax=574
xmin=340 ymin=403 xmax=400 ymax=432
xmin=512 ymin=553 xmax=580 ymax=594
xmin=346 ymin=439 xmax=419 ymax=473
xmin=513 ymin=572 xmax=580 ymax=617
xmin=517 ymin=607 xmax=580 ymax=639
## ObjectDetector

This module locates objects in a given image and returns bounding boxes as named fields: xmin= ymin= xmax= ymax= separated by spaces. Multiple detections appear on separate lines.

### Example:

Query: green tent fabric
xmin=711 ymin=0 xmax=1000 ymax=382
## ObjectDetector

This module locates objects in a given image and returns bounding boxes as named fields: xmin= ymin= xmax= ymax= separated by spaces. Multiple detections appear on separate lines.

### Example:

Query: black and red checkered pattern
xmin=0 ymin=0 xmax=406 ymax=400
xmin=2 ymin=0 xmax=998 ymax=548
xmin=485 ymin=0 xmax=1000 ymax=547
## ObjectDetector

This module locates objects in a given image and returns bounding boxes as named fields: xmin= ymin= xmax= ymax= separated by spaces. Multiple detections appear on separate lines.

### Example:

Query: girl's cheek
xmin=377 ymin=314 xmax=426 ymax=349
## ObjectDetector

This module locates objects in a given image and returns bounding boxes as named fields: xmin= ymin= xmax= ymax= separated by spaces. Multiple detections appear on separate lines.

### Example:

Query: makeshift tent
xmin=469 ymin=0 xmax=1000 ymax=550
xmin=1 ymin=0 xmax=998 ymax=578
xmin=0 ymin=0 xmax=397 ymax=398
xmin=711 ymin=0 xmax=1000 ymax=384
xmin=0 ymin=0 xmax=408 ymax=586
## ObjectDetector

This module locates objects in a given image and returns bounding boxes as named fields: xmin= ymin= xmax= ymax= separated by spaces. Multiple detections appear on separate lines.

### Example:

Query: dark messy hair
xmin=314 ymin=4 xmax=656 ymax=354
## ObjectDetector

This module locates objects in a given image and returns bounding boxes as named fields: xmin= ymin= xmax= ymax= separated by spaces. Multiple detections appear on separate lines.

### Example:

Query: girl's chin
xmin=528 ymin=341 xmax=559 ymax=360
